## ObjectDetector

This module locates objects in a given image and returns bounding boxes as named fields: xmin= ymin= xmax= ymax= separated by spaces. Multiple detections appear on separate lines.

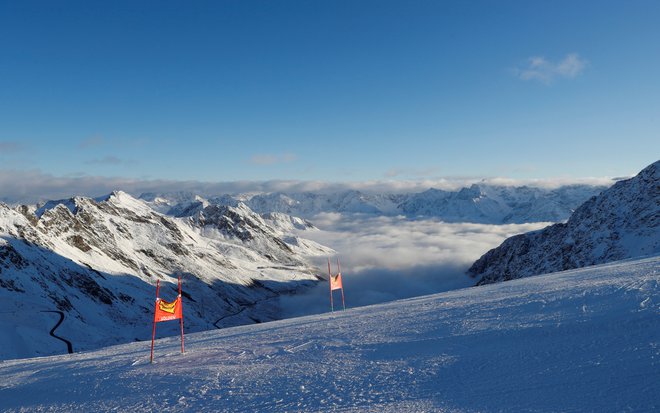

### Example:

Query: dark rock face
xmin=469 ymin=161 xmax=659 ymax=285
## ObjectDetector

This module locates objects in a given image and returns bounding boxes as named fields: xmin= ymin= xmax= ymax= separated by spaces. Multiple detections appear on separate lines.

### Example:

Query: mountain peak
xmin=96 ymin=190 xmax=133 ymax=203
xmin=96 ymin=190 xmax=154 ymax=216
xmin=457 ymin=184 xmax=485 ymax=200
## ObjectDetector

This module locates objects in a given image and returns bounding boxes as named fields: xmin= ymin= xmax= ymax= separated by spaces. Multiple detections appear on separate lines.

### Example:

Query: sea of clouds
xmin=278 ymin=213 xmax=550 ymax=317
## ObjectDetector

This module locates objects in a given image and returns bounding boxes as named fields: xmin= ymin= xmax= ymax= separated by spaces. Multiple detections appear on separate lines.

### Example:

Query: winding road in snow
xmin=40 ymin=310 xmax=73 ymax=354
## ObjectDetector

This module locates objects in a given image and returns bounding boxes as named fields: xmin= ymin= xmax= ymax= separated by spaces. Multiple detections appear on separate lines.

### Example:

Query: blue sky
xmin=1 ymin=0 xmax=658 ymax=191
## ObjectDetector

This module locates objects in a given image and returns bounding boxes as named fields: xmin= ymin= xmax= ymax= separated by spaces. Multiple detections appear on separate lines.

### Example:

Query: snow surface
xmin=1 ymin=255 xmax=658 ymax=412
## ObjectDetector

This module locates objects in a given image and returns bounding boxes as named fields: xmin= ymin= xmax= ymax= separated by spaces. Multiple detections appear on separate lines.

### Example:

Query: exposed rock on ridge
xmin=468 ymin=161 xmax=659 ymax=285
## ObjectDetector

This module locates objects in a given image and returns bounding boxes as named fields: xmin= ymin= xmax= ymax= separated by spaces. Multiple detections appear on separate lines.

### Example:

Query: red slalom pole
xmin=150 ymin=279 xmax=160 ymax=363
xmin=338 ymin=258 xmax=345 ymax=311
xmin=179 ymin=276 xmax=185 ymax=354
xmin=328 ymin=258 xmax=334 ymax=312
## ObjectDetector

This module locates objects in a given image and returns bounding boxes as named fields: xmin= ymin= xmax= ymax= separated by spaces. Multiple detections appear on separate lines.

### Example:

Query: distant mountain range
xmin=140 ymin=183 xmax=608 ymax=225
xmin=0 ymin=177 xmax=630 ymax=360
xmin=0 ymin=191 xmax=331 ymax=359
xmin=469 ymin=161 xmax=659 ymax=285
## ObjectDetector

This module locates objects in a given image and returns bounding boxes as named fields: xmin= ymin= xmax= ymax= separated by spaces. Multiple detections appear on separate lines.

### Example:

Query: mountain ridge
xmin=0 ymin=191 xmax=330 ymax=360
xmin=140 ymin=183 xmax=608 ymax=224
xmin=468 ymin=161 xmax=659 ymax=284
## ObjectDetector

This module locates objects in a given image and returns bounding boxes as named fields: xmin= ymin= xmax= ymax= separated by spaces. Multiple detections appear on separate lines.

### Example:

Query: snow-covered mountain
xmin=142 ymin=184 xmax=607 ymax=224
xmin=1 ymin=255 xmax=658 ymax=412
xmin=228 ymin=191 xmax=405 ymax=217
xmin=399 ymin=184 xmax=611 ymax=223
xmin=0 ymin=191 xmax=331 ymax=360
xmin=469 ymin=161 xmax=659 ymax=285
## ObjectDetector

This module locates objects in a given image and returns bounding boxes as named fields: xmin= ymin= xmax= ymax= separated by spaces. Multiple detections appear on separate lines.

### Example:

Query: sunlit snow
xmin=1 ymin=256 xmax=658 ymax=412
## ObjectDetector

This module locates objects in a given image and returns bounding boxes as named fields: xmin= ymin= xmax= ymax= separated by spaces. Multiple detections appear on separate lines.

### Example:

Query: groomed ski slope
xmin=1 ymin=256 xmax=658 ymax=412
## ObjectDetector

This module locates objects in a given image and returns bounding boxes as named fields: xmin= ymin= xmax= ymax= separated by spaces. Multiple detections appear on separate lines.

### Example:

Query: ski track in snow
xmin=0 ymin=256 xmax=659 ymax=412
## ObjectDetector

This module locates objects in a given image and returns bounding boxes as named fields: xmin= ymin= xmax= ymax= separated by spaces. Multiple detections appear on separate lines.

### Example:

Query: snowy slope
xmin=142 ymin=183 xmax=606 ymax=224
xmin=0 ymin=192 xmax=329 ymax=360
xmin=1 ymin=255 xmax=658 ymax=412
xmin=469 ymin=161 xmax=659 ymax=285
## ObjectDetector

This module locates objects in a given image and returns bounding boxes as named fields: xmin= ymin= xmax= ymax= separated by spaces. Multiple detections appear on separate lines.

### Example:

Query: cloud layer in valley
xmin=278 ymin=213 xmax=550 ymax=317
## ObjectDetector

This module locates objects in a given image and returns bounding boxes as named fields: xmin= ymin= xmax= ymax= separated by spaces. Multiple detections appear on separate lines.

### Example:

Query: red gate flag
xmin=150 ymin=276 xmax=185 ymax=363
xmin=328 ymin=257 xmax=346 ymax=311
xmin=154 ymin=296 xmax=182 ymax=322
xmin=330 ymin=272 xmax=343 ymax=291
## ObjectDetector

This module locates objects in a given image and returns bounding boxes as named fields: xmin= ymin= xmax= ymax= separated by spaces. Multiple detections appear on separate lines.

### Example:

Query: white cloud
xmin=515 ymin=53 xmax=588 ymax=84
xmin=556 ymin=53 xmax=586 ymax=77
xmin=277 ymin=214 xmax=551 ymax=317
xmin=301 ymin=214 xmax=548 ymax=272
xmin=0 ymin=169 xmax=617 ymax=205
xmin=250 ymin=153 xmax=297 ymax=166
